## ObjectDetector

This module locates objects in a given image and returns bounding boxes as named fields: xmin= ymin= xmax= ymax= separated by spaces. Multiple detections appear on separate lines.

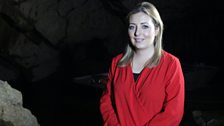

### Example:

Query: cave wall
xmin=0 ymin=0 xmax=223 ymax=82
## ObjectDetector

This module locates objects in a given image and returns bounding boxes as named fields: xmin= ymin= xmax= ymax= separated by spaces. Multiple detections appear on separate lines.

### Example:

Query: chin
xmin=134 ymin=44 xmax=147 ymax=49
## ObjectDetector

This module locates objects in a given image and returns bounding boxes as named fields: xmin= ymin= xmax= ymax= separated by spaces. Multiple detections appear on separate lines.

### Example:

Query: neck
xmin=132 ymin=47 xmax=154 ymax=73
xmin=134 ymin=46 xmax=154 ymax=62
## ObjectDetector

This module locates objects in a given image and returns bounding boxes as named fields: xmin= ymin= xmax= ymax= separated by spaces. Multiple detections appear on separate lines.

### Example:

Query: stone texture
xmin=0 ymin=80 xmax=40 ymax=126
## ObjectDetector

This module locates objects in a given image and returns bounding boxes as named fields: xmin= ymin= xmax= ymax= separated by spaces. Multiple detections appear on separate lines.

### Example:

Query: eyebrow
xmin=141 ymin=22 xmax=149 ymax=25
xmin=129 ymin=22 xmax=149 ymax=25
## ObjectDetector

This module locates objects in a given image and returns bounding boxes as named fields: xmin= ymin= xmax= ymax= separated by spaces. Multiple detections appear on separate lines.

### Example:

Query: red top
xmin=100 ymin=51 xmax=185 ymax=126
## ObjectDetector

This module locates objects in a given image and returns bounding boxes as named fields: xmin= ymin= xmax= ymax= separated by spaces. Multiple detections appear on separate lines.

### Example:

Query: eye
xmin=128 ymin=25 xmax=135 ymax=30
xmin=142 ymin=25 xmax=149 ymax=29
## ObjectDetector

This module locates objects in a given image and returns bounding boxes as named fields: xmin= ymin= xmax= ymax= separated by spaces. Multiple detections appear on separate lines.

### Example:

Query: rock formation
xmin=0 ymin=80 xmax=40 ymax=126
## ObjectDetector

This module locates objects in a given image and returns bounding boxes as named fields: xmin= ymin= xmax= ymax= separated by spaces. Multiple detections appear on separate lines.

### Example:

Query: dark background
xmin=0 ymin=0 xmax=223 ymax=125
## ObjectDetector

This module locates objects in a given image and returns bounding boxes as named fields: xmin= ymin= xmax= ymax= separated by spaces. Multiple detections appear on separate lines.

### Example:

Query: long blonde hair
xmin=118 ymin=2 xmax=164 ymax=68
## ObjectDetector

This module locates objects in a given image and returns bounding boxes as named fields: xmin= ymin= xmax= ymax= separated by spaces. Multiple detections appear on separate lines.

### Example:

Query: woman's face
xmin=128 ymin=12 xmax=158 ymax=50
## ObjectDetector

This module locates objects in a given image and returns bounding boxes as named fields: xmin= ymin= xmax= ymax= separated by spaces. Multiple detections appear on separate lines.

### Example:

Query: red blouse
xmin=100 ymin=51 xmax=185 ymax=126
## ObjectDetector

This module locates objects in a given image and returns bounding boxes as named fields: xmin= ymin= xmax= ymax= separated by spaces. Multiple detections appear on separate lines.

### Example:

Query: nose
xmin=134 ymin=27 xmax=141 ymax=36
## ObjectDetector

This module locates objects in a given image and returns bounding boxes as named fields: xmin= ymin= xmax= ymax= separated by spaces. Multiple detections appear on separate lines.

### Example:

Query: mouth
xmin=134 ymin=38 xmax=144 ymax=43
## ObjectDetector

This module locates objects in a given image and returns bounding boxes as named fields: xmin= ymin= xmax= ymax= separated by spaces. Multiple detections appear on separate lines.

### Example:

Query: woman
xmin=100 ymin=2 xmax=185 ymax=126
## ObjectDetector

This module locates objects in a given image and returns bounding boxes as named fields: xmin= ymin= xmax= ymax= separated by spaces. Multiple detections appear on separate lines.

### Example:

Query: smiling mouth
xmin=134 ymin=38 xmax=144 ymax=43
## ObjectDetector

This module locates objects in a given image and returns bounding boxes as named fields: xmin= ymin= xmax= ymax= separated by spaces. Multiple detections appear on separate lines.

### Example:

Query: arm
xmin=100 ymin=57 xmax=120 ymax=126
xmin=146 ymin=59 xmax=185 ymax=126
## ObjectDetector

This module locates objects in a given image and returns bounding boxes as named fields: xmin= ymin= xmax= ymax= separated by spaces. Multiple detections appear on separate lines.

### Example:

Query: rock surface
xmin=0 ymin=80 xmax=40 ymax=126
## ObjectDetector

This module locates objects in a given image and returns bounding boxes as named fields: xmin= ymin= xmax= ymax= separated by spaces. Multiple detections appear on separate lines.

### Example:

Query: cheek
xmin=144 ymin=32 xmax=150 ymax=36
xmin=128 ymin=33 xmax=136 ymax=42
xmin=144 ymin=31 xmax=154 ymax=37
xmin=128 ymin=31 xmax=134 ymax=37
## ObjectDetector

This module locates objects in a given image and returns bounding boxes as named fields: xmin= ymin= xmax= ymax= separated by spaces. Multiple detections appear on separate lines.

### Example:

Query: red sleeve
xmin=100 ymin=56 xmax=121 ymax=126
xmin=146 ymin=58 xmax=185 ymax=126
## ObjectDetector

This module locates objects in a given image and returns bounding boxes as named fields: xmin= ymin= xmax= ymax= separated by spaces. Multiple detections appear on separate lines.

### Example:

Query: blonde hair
xmin=118 ymin=2 xmax=164 ymax=68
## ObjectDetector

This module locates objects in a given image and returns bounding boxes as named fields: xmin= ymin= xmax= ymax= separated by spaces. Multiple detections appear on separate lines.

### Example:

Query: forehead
xmin=129 ymin=12 xmax=153 ymax=24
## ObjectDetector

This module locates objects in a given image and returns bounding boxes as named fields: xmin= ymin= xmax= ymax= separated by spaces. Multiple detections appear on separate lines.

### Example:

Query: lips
xmin=134 ymin=38 xmax=144 ymax=43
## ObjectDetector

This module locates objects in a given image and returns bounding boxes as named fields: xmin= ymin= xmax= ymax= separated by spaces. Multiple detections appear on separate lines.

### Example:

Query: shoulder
xmin=113 ymin=53 xmax=123 ymax=59
xmin=161 ymin=51 xmax=181 ymax=67
xmin=162 ymin=51 xmax=180 ymax=63
xmin=108 ymin=53 xmax=124 ymax=73
xmin=112 ymin=53 xmax=123 ymax=63
xmin=160 ymin=51 xmax=184 ymax=79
